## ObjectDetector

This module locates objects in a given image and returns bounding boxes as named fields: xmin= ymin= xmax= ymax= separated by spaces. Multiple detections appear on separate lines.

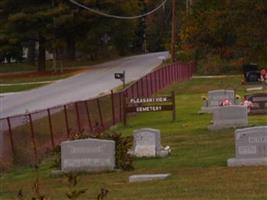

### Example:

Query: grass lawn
xmin=0 ymin=69 xmax=86 ymax=93
xmin=0 ymin=56 xmax=121 ymax=73
xmin=1 ymin=76 xmax=267 ymax=200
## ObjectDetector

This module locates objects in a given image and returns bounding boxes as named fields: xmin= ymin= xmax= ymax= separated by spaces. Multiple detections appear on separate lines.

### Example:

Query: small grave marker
xmin=129 ymin=174 xmax=170 ymax=183
xmin=131 ymin=128 xmax=169 ymax=157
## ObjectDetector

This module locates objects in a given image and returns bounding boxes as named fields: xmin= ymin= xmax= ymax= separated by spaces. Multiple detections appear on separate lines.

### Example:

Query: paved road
xmin=0 ymin=52 xmax=169 ymax=119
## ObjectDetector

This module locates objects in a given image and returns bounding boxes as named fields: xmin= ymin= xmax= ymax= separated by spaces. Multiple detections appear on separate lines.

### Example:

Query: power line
xmin=69 ymin=0 xmax=169 ymax=20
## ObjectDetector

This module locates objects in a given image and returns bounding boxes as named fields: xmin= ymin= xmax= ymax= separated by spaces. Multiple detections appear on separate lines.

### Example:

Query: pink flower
xmin=241 ymin=100 xmax=253 ymax=112
xmin=221 ymin=99 xmax=232 ymax=106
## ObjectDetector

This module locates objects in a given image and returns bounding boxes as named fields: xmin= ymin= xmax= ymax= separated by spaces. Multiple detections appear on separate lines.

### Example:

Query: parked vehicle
xmin=242 ymin=63 xmax=261 ymax=83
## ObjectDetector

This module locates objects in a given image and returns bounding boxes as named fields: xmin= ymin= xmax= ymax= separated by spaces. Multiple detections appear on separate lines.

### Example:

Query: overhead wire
xmin=69 ymin=0 xmax=169 ymax=20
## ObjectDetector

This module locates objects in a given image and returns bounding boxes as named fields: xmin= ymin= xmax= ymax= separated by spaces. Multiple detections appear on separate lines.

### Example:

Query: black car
xmin=242 ymin=63 xmax=261 ymax=82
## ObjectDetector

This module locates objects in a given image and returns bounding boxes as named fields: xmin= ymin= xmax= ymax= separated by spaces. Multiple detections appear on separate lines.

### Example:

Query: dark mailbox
xmin=114 ymin=73 xmax=124 ymax=80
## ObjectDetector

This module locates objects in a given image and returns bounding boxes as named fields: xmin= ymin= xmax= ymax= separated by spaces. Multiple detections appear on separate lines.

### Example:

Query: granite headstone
xmin=246 ymin=93 xmax=267 ymax=115
xmin=228 ymin=126 xmax=267 ymax=166
xmin=209 ymin=105 xmax=248 ymax=130
xmin=132 ymin=128 xmax=169 ymax=157
xmin=201 ymin=89 xmax=236 ymax=113
xmin=61 ymin=138 xmax=115 ymax=172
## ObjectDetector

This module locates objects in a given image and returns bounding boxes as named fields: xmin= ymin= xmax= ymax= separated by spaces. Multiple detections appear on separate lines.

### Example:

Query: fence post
xmin=84 ymin=101 xmax=93 ymax=132
xmin=28 ymin=114 xmax=38 ymax=164
xmin=172 ymin=91 xmax=176 ymax=121
xmin=111 ymin=90 xmax=116 ymax=125
xmin=123 ymin=92 xmax=127 ymax=126
xmin=75 ymin=102 xmax=82 ymax=133
xmin=150 ymin=73 xmax=153 ymax=95
xmin=136 ymin=81 xmax=140 ymax=97
xmin=146 ymin=75 xmax=150 ymax=97
xmin=130 ymin=85 xmax=134 ymax=98
xmin=119 ymin=92 xmax=122 ymax=121
xmin=175 ymin=64 xmax=178 ymax=81
xmin=64 ymin=105 xmax=70 ymax=138
xmin=47 ymin=109 xmax=55 ymax=149
xmin=165 ymin=66 xmax=168 ymax=85
xmin=153 ymin=71 xmax=158 ymax=93
xmin=161 ymin=68 xmax=164 ymax=89
xmin=7 ymin=117 xmax=15 ymax=157
xmin=156 ymin=70 xmax=160 ymax=92
xmin=141 ymin=78 xmax=144 ymax=97
xmin=96 ymin=99 xmax=104 ymax=128
xmin=172 ymin=63 xmax=175 ymax=83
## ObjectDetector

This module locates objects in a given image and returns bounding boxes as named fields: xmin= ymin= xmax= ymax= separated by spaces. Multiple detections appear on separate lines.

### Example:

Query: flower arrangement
xmin=235 ymin=95 xmax=241 ymax=100
xmin=241 ymin=99 xmax=253 ymax=112
xmin=201 ymin=96 xmax=207 ymax=101
xmin=220 ymin=98 xmax=232 ymax=106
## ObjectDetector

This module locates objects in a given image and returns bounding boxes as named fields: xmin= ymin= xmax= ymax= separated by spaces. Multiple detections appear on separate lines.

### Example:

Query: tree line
xmin=180 ymin=0 xmax=267 ymax=69
xmin=0 ymin=0 xmax=173 ymax=71
xmin=1 ymin=0 xmax=267 ymax=72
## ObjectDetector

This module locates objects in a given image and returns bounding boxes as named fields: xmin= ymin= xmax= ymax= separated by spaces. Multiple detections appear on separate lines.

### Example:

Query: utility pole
xmin=171 ymin=0 xmax=177 ymax=62
xmin=186 ymin=0 xmax=193 ymax=15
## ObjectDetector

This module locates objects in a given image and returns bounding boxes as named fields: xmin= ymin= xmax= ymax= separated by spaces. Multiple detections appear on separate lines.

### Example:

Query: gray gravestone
xmin=61 ymin=138 xmax=115 ymax=172
xmin=228 ymin=126 xmax=267 ymax=166
xmin=201 ymin=89 xmax=236 ymax=113
xmin=209 ymin=105 xmax=248 ymax=130
xmin=132 ymin=128 xmax=169 ymax=157
xmin=246 ymin=93 xmax=267 ymax=115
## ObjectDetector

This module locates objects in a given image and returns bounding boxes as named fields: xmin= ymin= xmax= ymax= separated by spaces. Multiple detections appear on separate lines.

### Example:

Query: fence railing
xmin=0 ymin=62 xmax=195 ymax=169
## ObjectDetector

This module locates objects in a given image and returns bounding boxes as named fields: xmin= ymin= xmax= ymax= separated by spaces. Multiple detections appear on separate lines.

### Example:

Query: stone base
xmin=50 ymin=170 xmax=64 ymax=177
xmin=227 ymin=157 xmax=267 ymax=167
xmin=157 ymin=150 xmax=169 ymax=158
xmin=129 ymin=173 xmax=170 ymax=183
xmin=199 ymin=106 xmax=215 ymax=113
xmin=128 ymin=147 xmax=170 ymax=158
xmin=208 ymin=124 xmax=248 ymax=131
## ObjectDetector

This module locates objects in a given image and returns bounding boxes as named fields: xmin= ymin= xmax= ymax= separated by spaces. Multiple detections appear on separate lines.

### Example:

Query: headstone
xmin=246 ymin=93 xmax=267 ymax=115
xmin=208 ymin=105 xmax=248 ymax=130
xmin=131 ymin=128 xmax=169 ymax=157
xmin=228 ymin=126 xmax=267 ymax=167
xmin=129 ymin=174 xmax=170 ymax=183
xmin=200 ymin=90 xmax=236 ymax=113
xmin=61 ymin=138 xmax=115 ymax=172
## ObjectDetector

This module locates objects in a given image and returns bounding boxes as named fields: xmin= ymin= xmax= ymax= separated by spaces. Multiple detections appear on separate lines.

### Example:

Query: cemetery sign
xmin=124 ymin=92 xmax=176 ymax=125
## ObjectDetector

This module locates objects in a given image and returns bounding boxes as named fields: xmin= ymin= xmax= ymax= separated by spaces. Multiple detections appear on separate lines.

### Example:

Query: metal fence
xmin=0 ymin=62 xmax=195 ymax=169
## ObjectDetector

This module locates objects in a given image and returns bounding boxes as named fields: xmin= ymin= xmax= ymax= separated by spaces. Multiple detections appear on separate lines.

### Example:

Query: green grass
xmin=0 ymin=83 xmax=49 ymax=93
xmin=0 ymin=55 xmax=121 ymax=73
xmin=0 ymin=71 xmax=80 ymax=93
xmin=1 ymin=76 xmax=267 ymax=200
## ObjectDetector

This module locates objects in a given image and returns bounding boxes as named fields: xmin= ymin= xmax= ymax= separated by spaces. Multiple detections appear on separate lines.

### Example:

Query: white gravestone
xmin=61 ymin=138 xmax=115 ymax=172
xmin=201 ymin=89 xmax=236 ymax=113
xmin=228 ymin=126 xmax=267 ymax=167
xmin=208 ymin=105 xmax=248 ymax=130
xmin=132 ymin=128 xmax=169 ymax=157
